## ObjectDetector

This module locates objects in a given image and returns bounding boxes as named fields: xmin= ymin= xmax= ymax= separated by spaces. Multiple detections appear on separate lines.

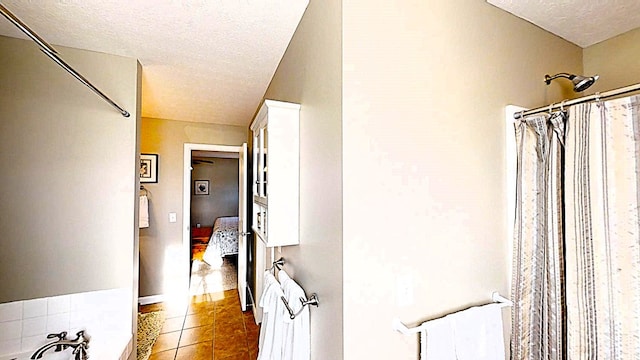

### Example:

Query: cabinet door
xmin=249 ymin=100 xmax=300 ymax=247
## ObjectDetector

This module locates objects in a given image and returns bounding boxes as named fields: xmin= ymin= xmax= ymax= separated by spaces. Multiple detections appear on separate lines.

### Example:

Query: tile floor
xmin=140 ymin=256 xmax=259 ymax=360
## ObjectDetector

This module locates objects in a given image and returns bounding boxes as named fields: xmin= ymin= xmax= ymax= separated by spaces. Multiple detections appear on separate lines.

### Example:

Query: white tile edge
xmin=120 ymin=335 xmax=133 ymax=360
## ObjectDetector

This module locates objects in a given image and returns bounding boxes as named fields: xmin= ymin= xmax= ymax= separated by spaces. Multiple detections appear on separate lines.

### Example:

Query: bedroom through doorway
xmin=182 ymin=143 xmax=251 ymax=312
xmin=189 ymin=150 xmax=240 ymax=295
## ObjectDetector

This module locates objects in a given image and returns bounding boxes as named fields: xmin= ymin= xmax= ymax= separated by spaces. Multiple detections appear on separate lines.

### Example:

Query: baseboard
xmin=138 ymin=294 xmax=165 ymax=305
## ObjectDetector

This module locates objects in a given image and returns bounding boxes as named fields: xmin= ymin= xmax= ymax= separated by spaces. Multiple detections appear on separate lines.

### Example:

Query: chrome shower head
xmin=544 ymin=73 xmax=599 ymax=92
xmin=572 ymin=74 xmax=600 ymax=92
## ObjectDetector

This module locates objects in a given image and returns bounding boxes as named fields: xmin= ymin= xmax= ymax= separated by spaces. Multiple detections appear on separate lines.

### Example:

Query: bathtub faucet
xmin=30 ymin=330 xmax=90 ymax=360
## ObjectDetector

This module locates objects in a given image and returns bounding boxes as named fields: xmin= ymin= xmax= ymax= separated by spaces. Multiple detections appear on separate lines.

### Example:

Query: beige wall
xmin=584 ymin=27 xmax=640 ymax=92
xmin=139 ymin=117 xmax=246 ymax=297
xmin=190 ymin=157 xmax=239 ymax=228
xmin=342 ymin=1 xmax=582 ymax=358
xmin=0 ymin=36 xmax=140 ymax=303
xmin=262 ymin=0 xmax=343 ymax=358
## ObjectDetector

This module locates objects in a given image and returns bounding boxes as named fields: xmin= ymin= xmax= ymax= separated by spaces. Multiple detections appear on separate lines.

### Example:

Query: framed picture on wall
xmin=194 ymin=180 xmax=209 ymax=195
xmin=140 ymin=153 xmax=158 ymax=183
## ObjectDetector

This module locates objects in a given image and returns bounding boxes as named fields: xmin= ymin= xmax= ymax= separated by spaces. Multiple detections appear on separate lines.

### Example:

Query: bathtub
xmin=0 ymin=334 xmax=132 ymax=360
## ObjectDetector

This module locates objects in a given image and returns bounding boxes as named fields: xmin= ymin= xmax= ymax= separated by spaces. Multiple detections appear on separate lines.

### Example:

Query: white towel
xmin=279 ymin=271 xmax=310 ymax=360
xmin=451 ymin=303 xmax=506 ymax=360
xmin=258 ymin=271 xmax=286 ymax=360
xmin=277 ymin=268 xmax=292 ymax=286
xmin=423 ymin=316 xmax=456 ymax=360
xmin=139 ymin=195 xmax=149 ymax=228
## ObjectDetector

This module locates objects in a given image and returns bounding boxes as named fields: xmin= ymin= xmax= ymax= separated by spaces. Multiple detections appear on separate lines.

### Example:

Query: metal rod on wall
xmin=513 ymin=82 xmax=640 ymax=120
xmin=0 ymin=3 xmax=131 ymax=117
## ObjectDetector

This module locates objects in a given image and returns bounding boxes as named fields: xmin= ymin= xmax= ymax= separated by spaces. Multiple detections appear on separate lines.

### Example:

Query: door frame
xmin=182 ymin=143 xmax=244 ymax=297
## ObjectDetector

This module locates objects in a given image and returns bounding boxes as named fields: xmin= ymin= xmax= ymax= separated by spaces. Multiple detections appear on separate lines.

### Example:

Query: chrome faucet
xmin=30 ymin=330 xmax=90 ymax=360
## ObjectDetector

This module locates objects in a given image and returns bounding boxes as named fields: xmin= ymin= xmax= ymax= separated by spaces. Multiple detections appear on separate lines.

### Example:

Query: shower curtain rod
xmin=513 ymin=82 xmax=640 ymax=120
xmin=0 ymin=4 xmax=130 ymax=118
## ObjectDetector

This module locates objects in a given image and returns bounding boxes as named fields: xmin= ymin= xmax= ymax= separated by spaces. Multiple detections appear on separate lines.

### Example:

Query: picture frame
xmin=194 ymin=180 xmax=209 ymax=195
xmin=140 ymin=153 xmax=158 ymax=183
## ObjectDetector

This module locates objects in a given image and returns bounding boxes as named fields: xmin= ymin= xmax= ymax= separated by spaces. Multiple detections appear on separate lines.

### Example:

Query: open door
xmin=237 ymin=143 xmax=248 ymax=311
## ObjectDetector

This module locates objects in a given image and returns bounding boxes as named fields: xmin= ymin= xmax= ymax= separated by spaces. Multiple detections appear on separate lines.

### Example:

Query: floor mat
xmin=136 ymin=310 xmax=165 ymax=360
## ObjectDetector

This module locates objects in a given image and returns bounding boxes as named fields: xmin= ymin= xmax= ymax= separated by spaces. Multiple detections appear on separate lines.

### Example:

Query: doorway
xmin=182 ymin=143 xmax=249 ymax=310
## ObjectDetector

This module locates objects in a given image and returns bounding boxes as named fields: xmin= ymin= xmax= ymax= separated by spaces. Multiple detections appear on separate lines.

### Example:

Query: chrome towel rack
xmin=392 ymin=291 xmax=513 ymax=335
xmin=392 ymin=292 xmax=512 ymax=360
xmin=269 ymin=258 xmax=320 ymax=319
xmin=268 ymin=257 xmax=285 ymax=273
xmin=281 ymin=293 xmax=319 ymax=320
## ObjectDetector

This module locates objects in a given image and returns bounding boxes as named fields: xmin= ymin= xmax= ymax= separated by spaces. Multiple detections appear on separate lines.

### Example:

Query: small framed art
xmin=194 ymin=180 xmax=209 ymax=195
xmin=140 ymin=154 xmax=158 ymax=183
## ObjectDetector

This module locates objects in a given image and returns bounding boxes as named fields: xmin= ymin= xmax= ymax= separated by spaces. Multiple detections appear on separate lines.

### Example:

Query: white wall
xmin=342 ymin=1 xmax=582 ymax=358
xmin=0 ymin=35 xmax=140 ymax=303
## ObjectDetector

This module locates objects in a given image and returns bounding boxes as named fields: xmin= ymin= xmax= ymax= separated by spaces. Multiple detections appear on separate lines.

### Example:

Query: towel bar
xmin=268 ymin=258 xmax=320 ymax=319
xmin=267 ymin=257 xmax=285 ymax=272
xmin=281 ymin=293 xmax=319 ymax=320
xmin=393 ymin=292 xmax=512 ymax=360
xmin=392 ymin=291 xmax=512 ymax=335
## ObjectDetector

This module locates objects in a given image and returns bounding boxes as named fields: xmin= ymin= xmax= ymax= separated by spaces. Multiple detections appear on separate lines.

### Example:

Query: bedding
xmin=202 ymin=216 xmax=239 ymax=265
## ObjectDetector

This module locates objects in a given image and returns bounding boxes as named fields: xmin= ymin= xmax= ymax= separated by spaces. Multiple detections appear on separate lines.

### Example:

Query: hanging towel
xmin=139 ymin=195 xmax=149 ymax=228
xmin=423 ymin=316 xmax=456 ymax=360
xmin=277 ymin=268 xmax=292 ymax=287
xmin=450 ymin=303 xmax=506 ymax=360
xmin=278 ymin=270 xmax=310 ymax=360
xmin=258 ymin=271 xmax=286 ymax=360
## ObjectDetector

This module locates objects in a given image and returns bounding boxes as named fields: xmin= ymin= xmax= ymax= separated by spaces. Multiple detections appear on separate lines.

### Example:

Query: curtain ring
xmin=595 ymin=92 xmax=601 ymax=103
xmin=560 ymin=100 xmax=567 ymax=112
xmin=548 ymin=102 xmax=554 ymax=114
xmin=519 ymin=110 xmax=526 ymax=120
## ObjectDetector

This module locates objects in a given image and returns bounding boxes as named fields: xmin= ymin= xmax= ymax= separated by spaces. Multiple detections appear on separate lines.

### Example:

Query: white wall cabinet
xmin=250 ymin=100 xmax=300 ymax=247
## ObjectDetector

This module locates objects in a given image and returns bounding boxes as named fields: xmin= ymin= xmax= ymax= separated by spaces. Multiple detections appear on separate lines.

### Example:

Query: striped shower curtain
xmin=511 ymin=95 xmax=640 ymax=359
xmin=512 ymin=111 xmax=566 ymax=360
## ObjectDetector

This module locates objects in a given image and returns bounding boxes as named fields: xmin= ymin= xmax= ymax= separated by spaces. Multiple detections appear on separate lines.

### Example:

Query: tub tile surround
xmin=0 ymin=288 xmax=133 ymax=359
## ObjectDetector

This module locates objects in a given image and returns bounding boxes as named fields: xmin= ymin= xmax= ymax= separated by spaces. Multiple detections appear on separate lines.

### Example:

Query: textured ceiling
xmin=488 ymin=0 xmax=640 ymax=48
xmin=0 ymin=1 xmax=308 ymax=126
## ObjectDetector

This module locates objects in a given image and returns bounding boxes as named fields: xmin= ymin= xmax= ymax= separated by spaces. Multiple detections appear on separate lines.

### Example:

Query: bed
xmin=202 ymin=216 xmax=239 ymax=265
